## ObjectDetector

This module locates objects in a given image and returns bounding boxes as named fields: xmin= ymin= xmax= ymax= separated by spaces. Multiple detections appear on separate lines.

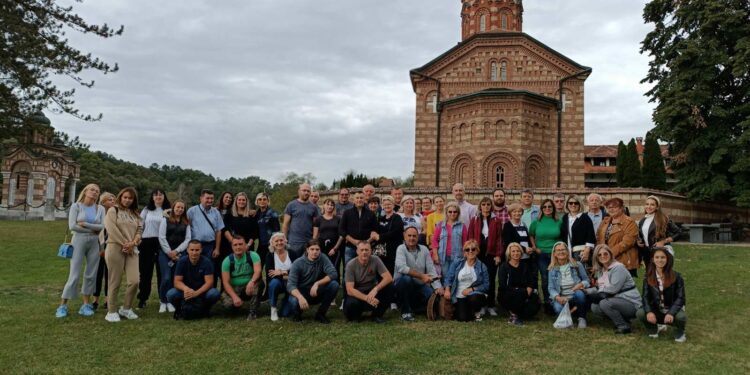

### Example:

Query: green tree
xmin=615 ymin=141 xmax=627 ymax=187
xmin=1 ymin=0 xmax=123 ymax=137
xmin=641 ymin=132 xmax=667 ymax=190
xmin=641 ymin=0 xmax=750 ymax=206
xmin=623 ymin=138 xmax=642 ymax=187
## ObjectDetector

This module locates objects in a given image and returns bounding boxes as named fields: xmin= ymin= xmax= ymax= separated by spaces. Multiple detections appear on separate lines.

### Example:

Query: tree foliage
xmin=624 ymin=139 xmax=642 ymax=187
xmin=641 ymin=132 xmax=667 ymax=190
xmin=615 ymin=141 xmax=627 ymax=187
xmin=641 ymin=0 xmax=750 ymax=206
xmin=331 ymin=170 xmax=379 ymax=189
xmin=0 ymin=0 xmax=122 ymax=137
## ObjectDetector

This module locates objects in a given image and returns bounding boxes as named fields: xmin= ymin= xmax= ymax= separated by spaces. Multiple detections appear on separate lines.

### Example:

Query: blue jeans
xmin=200 ymin=241 xmax=215 ymax=259
xmin=287 ymin=281 xmax=339 ymax=318
xmin=157 ymin=252 xmax=176 ymax=303
xmin=552 ymin=290 xmax=587 ymax=319
xmin=166 ymin=287 xmax=220 ymax=309
xmin=537 ymin=253 xmax=551 ymax=302
xmin=268 ymin=278 xmax=289 ymax=310
xmin=394 ymin=277 xmax=434 ymax=314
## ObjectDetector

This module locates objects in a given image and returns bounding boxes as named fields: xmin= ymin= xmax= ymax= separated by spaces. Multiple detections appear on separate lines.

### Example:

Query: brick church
xmin=411 ymin=0 xmax=591 ymax=189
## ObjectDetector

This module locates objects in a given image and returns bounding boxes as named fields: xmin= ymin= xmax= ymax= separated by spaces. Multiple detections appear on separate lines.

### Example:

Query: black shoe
xmin=315 ymin=314 xmax=331 ymax=324
xmin=137 ymin=301 xmax=146 ymax=309
xmin=91 ymin=302 xmax=99 ymax=310
xmin=615 ymin=327 xmax=632 ymax=335
xmin=543 ymin=303 xmax=555 ymax=316
xmin=290 ymin=314 xmax=303 ymax=322
xmin=103 ymin=302 xmax=108 ymax=310
xmin=372 ymin=316 xmax=386 ymax=324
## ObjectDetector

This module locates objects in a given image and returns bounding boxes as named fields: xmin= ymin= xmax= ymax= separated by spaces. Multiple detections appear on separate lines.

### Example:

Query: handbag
xmin=553 ymin=301 xmax=574 ymax=329
xmin=58 ymin=232 xmax=74 ymax=259
xmin=426 ymin=293 xmax=454 ymax=321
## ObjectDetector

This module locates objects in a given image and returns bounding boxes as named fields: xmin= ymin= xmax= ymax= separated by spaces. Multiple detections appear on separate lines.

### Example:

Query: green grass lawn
xmin=1 ymin=221 xmax=749 ymax=374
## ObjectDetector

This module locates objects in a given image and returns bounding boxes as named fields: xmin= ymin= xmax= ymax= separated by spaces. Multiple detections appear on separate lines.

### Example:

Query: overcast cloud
xmin=48 ymin=0 xmax=655 ymax=185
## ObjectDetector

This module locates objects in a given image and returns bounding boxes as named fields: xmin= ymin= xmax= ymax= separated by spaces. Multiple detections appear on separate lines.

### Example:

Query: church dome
xmin=461 ymin=0 xmax=524 ymax=40
xmin=29 ymin=111 xmax=51 ymax=127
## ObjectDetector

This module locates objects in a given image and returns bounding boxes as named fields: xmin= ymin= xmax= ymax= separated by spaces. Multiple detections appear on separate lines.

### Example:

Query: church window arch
xmin=501 ymin=14 xmax=508 ymax=30
xmin=501 ymin=61 xmax=508 ymax=81
xmin=479 ymin=14 xmax=487 ymax=32
xmin=491 ymin=61 xmax=498 ymax=81
xmin=495 ymin=165 xmax=505 ymax=188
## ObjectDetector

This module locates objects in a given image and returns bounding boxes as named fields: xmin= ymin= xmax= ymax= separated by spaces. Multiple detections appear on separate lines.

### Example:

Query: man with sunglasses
xmin=552 ymin=193 xmax=566 ymax=220
xmin=335 ymin=188 xmax=354 ymax=217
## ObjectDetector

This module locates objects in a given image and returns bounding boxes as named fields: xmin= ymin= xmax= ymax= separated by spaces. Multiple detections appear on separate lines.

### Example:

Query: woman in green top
xmin=529 ymin=198 xmax=561 ymax=313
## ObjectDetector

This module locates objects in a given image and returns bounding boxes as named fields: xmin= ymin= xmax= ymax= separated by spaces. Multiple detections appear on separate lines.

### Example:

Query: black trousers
xmin=93 ymin=254 xmax=108 ymax=298
xmin=454 ymin=294 xmax=487 ymax=322
xmin=499 ymin=288 xmax=540 ymax=319
xmin=480 ymin=254 xmax=498 ymax=307
xmin=344 ymin=285 xmax=393 ymax=321
xmin=137 ymin=238 xmax=162 ymax=303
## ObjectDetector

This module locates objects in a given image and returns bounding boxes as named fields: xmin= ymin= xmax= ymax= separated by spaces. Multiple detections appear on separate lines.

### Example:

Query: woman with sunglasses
xmin=586 ymin=244 xmax=642 ymax=334
xmin=636 ymin=247 xmax=687 ymax=342
xmin=528 ymin=198 xmax=561 ymax=313
xmin=468 ymin=197 xmax=503 ymax=316
xmin=559 ymin=194 xmax=596 ymax=264
xmin=443 ymin=240 xmax=489 ymax=322
xmin=597 ymin=198 xmax=639 ymax=277
xmin=498 ymin=242 xmax=540 ymax=325
xmin=548 ymin=242 xmax=590 ymax=328
xmin=431 ymin=201 xmax=468 ymax=283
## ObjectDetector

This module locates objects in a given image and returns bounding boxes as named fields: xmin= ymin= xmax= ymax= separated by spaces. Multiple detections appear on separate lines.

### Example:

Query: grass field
xmin=1 ymin=221 xmax=749 ymax=374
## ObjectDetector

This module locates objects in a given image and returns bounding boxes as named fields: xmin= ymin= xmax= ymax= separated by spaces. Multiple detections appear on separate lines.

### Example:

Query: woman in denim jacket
xmin=443 ymin=240 xmax=489 ymax=322
xmin=548 ymin=242 xmax=590 ymax=329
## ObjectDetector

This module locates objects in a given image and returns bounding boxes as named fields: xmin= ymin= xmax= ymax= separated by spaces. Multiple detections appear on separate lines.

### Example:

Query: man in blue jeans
xmin=286 ymin=239 xmax=339 ymax=324
xmin=167 ymin=240 xmax=220 ymax=318
xmin=393 ymin=226 xmax=443 ymax=321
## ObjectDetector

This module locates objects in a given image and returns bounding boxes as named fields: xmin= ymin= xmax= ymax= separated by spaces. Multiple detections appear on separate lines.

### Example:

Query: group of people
xmin=55 ymin=182 xmax=688 ymax=341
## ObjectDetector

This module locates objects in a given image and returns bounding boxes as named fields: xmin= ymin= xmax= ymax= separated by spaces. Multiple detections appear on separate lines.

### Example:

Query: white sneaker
xmin=479 ymin=307 xmax=487 ymax=316
xmin=578 ymin=318 xmax=587 ymax=329
xmin=105 ymin=312 xmax=121 ymax=322
xmin=118 ymin=307 xmax=139 ymax=320
xmin=390 ymin=303 xmax=398 ymax=311
xmin=166 ymin=303 xmax=176 ymax=313
xmin=487 ymin=307 xmax=498 ymax=317
xmin=159 ymin=303 xmax=167 ymax=313
xmin=270 ymin=307 xmax=279 ymax=322
xmin=339 ymin=300 xmax=344 ymax=310
xmin=331 ymin=299 xmax=337 ymax=306
xmin=658 ymin=324 xmax=668 ymax=333
xmin=474 ymin=312 xmax=483 ymax=322
xmin=648 ymin=333 xmax=659 ymax=339
xmin=674 ymin=334 xmax=687 ymax=343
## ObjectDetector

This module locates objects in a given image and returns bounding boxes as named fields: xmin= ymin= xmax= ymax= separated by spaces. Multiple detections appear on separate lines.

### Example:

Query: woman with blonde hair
xmin=265 ymin=232 xmax=292 ymax=321
xmin=156 ymin=199 xmax=191 ymax=313
xmin=431 ymin=201 xmax=468 ymax=282
xmin=104 ymin=187 xmax=143 ymax=322
xmin=498 ymin=242 xmax=540 ymax=325
xmin=547 ymin=242 xmax=590 ymax=328
xmin=56 ymin=184 xmax=105 ymax=318
xmin=443 ymin=239 xmax=489 ymax=322
xmin=92 ymin=191 xmax=116 ymax=310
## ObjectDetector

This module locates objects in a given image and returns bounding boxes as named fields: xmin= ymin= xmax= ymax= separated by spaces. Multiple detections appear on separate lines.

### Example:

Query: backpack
xmin=228 ymin=252 xmax=255 ymax=274
xmin=426 ymin=293 xmax=454 ymax=321
xmin=174 ymin=297 xmax=207 ymax=320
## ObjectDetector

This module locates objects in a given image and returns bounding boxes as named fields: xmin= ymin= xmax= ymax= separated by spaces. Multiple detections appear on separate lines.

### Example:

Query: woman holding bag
xmin=56 ymin=184 xmax=105 ymax=318
xmin=104 ymin=187 xmax=143 ymax=323
xmin=548 ymin=242 xmax=590 ymax=329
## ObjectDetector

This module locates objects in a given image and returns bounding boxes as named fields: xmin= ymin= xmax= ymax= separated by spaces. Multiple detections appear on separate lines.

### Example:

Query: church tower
xmin=462 ymin=0 xmax=523 ymax=40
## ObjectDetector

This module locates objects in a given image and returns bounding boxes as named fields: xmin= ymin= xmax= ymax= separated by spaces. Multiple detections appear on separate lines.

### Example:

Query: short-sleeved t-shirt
xmin=528 ymin=216 xmax=562 ymax=254
xmin=284 ymin=200 xmax=319 ymax=245
xmin=175 ymin=255 xmax=214 ymax=290
xmin=345 ymin=256 xmax=388 ymax=294
xmin=313 ymin=215 xmax=340 ymax=243
xmin=221 ymin=252 xmax=261 ymax=287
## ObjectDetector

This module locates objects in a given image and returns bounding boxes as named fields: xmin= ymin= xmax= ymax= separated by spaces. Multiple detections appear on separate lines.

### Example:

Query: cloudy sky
xmin=49 ymin=0 xmax=655 ymax=185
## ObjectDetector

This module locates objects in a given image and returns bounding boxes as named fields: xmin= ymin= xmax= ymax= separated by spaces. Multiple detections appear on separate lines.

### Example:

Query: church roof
xmin=441 ymin=88 xmax=559 ymax=107
xmin=410 ymin=32 xmax=591 ymax=89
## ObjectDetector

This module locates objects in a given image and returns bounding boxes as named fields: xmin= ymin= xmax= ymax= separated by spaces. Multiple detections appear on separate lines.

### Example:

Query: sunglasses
xmin=447 ymin=211 xmax=459 ymax=214
xmin=597 ymin=252 xmax=610 ymax=257
xmin=542 ymin=205 xmax=553 ymax=209
xmin=464 ymin=247 xmax=479 ymax=253
xmin=567 ymin=202 xmax=580 ymax=206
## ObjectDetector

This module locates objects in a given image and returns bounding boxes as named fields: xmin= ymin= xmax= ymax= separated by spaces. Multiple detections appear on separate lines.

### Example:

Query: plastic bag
xmin=553 ymin=302 xmax=573 ymax=329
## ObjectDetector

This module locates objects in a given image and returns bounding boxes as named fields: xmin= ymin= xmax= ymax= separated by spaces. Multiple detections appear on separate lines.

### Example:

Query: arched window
xmin=458 ymin=164 xmax=467 ymax=184
xmin=501 ymin=14 xmax=508 ymax=30
xmin=495 ymin=166 xmax=505 ymax=188
xmin=501 ymin=62 xmax=508 ymax=81
xmin=479 ymin=14 xmax=486 ymax=32
xmin=491 ymin=62 xmax=498 ymax=81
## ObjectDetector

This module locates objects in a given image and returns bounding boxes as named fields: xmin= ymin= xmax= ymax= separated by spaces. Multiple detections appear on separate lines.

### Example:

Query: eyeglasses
xmin=464 ymin=247 xmax=479 ymax=253
xmin=447 ymin=211 xmax=458 ymax=214
xmin=567 ymin=202 xmax=580 ymax=206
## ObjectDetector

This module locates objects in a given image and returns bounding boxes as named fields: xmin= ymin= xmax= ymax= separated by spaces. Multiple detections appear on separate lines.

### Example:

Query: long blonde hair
xmin=231 ymin=192 xmax=253 ymax=217
xmin=548 ymin=241 xmax=578 ymax=270
xmin=76 ymin=183 xmax=100 ymax=203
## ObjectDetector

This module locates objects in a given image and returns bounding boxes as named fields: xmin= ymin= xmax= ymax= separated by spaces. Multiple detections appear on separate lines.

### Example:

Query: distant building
xmin=1 ymin=112 xmax=80 ymax=220
xmin=584 ymin=137 xmax=675 ymax=188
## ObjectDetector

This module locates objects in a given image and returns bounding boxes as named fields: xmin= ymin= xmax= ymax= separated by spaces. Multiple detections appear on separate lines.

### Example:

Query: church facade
xmin=411 ymin=0 xmax=591 ymax=189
